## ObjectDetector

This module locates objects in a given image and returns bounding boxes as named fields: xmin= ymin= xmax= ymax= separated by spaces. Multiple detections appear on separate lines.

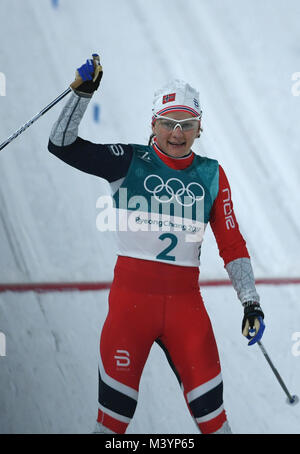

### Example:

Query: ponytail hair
xmin=148 ymin=133 xmax=155 ymax=146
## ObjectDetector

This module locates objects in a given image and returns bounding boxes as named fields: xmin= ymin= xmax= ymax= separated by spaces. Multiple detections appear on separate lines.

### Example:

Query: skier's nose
xmin=171 ymin=124 xmax=184 ymax=138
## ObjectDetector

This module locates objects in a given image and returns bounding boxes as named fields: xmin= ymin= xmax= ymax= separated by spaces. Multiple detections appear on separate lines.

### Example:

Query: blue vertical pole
xmin=93 ymin=104 xmax=101 ymax=123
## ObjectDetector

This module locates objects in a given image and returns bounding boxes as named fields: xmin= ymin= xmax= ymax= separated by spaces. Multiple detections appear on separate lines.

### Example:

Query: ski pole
xmin=0 ymin=88 xmax=72 ymax=151
xmin=0 ymin=55 xmax=100 ymax=152
xmin=257 ymin=340 xmax=299 ymax=405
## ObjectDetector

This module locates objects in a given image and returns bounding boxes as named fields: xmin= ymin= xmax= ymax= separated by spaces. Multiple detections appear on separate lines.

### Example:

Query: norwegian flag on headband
xmin=162 ymin=93 xmax=176 ymax=104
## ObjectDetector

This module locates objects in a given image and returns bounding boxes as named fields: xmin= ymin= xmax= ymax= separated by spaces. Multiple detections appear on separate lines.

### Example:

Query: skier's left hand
xmin=242 ymin=301 xmax=265 ymax=346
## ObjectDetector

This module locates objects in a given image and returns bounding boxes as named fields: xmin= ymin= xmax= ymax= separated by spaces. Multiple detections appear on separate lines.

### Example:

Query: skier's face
xmin=152 ymin=111 xmax=200 ymax=158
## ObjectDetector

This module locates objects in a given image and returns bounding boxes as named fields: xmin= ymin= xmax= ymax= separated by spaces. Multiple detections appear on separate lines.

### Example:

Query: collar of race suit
xmin=152 ymin=137 xmax=194 ymax=170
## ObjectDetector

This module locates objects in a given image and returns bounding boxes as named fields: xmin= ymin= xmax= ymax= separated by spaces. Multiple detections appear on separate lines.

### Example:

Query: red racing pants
xmin=97 ymin=256 xmax=227 ymax=434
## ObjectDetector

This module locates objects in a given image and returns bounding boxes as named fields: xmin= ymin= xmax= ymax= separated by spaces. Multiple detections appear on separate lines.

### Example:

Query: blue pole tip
xmin=287 ymin=395 xmax=299 ymax=405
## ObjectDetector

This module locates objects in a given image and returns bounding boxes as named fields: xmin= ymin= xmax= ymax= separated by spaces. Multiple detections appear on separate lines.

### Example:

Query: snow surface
xmin=0 ymin=0 xmax=300 ymax=434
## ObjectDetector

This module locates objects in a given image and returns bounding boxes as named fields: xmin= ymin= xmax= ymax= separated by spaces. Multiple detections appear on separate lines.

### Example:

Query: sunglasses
xmin=153 ymin=113 xmax=202 ymax=132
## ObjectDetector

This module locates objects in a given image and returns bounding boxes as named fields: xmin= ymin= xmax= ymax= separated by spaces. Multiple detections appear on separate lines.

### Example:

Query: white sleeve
xmin=225 ymin=257 xmax=260 ymax=304
xmin=49 ymin=91 xmax=92 ymax=146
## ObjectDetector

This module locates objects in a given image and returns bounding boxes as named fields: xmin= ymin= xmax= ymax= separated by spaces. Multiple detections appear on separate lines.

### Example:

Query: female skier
xmin=48 ymin=55 xmax=265 ymax=435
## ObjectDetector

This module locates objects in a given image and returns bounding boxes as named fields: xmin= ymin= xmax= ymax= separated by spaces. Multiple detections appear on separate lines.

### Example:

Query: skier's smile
xmin=168 ymin=140 xmax=186 ymax=146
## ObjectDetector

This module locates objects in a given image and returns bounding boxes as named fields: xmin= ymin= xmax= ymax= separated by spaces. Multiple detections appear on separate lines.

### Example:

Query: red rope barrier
xmin=0 ymin=277 xmax=300 ymax=293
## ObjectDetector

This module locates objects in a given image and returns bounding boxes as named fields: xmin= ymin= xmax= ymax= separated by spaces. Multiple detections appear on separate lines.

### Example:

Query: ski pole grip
xmin=93 ymin=54 xmax=100 ymax=67
xmin=92 ymin=54 xmax=102 ymax=82
xmin=70 ymin=54 xmax=101 ymax=90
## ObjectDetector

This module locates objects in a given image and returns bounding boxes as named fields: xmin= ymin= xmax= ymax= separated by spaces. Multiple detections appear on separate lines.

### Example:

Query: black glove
xmin=242 ymin=301 xmax=265 ymax=346
xmin=70 ymin=54 xmax=103 ymax=95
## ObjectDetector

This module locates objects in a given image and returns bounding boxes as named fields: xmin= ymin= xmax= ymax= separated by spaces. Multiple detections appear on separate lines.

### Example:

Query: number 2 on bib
xmin=156 ymin=233 xmax=178 ymax=262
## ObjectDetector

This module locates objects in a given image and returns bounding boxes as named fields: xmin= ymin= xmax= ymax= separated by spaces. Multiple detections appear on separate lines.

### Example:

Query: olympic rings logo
xmin=144 ymin=174 xmax=205 ymax=207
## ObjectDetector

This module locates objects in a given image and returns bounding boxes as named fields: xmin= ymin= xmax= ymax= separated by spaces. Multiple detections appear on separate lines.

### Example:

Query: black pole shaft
xmin=0 ymin=88 xmax=71 ymax=152
xmin=257 ymin=340 xmax=294 ymax=402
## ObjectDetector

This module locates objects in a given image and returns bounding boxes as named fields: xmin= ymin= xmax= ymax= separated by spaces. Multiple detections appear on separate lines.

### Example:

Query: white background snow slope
xmin=0 ymin=0 xmax=300 ymax=434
